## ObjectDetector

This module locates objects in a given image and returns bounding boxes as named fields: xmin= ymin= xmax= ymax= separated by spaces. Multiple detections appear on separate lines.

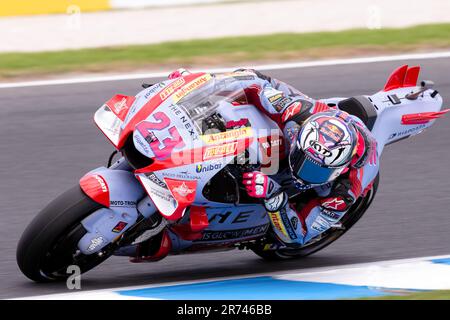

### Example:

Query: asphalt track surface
xmin=1 ymin=57 xmax=449 ymax=299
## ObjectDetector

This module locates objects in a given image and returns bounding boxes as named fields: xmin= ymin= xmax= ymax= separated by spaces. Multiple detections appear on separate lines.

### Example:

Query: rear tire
xmin=252 ymin=174 xmax=379 ymax=260
xmin=16 ymin=186 xmax=111 ymax=282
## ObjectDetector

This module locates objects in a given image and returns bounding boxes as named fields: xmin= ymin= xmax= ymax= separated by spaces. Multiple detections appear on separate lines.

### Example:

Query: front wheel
xmin=16 ymin=186 xmax=112 ymax=282
xmin=252 ymin=174 xmax=379 ymax=260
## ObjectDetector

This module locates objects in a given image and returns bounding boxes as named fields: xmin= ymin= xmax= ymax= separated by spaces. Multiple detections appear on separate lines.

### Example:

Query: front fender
xmin=77 ymin=167 xmax=147 ymax=254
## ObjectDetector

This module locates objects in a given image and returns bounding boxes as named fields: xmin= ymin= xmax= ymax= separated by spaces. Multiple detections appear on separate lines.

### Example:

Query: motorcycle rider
xmin=168 ymin=68 xmax=380 ymax=248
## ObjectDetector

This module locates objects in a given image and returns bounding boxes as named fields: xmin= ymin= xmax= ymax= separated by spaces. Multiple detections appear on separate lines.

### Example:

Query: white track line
xmin=11 ymin=253 xmax=450 ymax=300
xmin=1 ymin=51 xmax=450 ymax=89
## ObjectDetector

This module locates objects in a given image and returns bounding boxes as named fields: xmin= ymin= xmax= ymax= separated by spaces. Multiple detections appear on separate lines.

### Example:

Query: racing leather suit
xmin=170 ymin=68 xmax=380 ymax=247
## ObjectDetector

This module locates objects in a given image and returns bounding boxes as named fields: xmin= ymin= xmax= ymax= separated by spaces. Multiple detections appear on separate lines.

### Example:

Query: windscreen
xmin=175 ymin=76 xmax=248 ymax=133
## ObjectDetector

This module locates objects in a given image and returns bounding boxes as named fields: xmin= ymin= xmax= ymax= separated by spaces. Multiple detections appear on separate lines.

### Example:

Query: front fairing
xmin=94 ymin=72 xmax=281 ymax=221
xmin=129 ymin=74 xmax=251 ymax=161
xmin=132 ymin=75 xmax=257 ymax=220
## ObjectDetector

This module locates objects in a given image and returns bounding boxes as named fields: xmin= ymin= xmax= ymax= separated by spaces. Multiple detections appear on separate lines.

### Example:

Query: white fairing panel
xmin=94 ymin=105 xmax=123 ymax=147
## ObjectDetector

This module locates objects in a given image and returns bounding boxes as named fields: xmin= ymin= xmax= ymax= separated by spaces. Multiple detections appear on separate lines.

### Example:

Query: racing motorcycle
xmin=17 ymin=65 xmax=448 ymax=282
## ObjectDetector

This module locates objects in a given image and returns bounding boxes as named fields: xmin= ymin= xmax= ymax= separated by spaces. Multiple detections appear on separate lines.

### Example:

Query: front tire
xmin=16 ymin=186 xmax=111 ymax=282
xmin=252 ymin=174 xmax=379 ymax=260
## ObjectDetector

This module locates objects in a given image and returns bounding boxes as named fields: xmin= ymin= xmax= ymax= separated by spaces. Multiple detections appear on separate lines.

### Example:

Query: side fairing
xmin=168 ymin=204 xmax=270 ymax=252
xmin=78 ymin=167 xmax=147 ymax=254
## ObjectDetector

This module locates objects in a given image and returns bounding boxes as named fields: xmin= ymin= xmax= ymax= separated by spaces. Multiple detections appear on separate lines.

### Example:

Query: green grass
xmin=361 ymin=290 xmax=450 ymax=300
xmin=1 ymin=23 xmax=449 ymax=78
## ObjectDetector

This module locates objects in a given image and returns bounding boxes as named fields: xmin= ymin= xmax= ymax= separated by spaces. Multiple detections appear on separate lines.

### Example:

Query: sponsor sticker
xmin=173 ymin=182 xmax=195 ymax=198
xmin=159 ymin=78 xmax=186 ymax=100
xmin=110 ymin=200 xmax=137 ymax=207
xmin=311 ymin=216 xmax=331 ymax=233
xmin=290 ymin=216 xmax=299 ymax=230
xmin=196 ymin=224 xmax=269 ymax=241
xmin=264 ymin=193 xmax=284 ymax=212
xmin=273 ymin=97 xmax=294 ymax=112
xmin=112 ymin=221 xmax=128 ymax=233
xmin=280 ymin=210 xmax=298 ymax=240
xmin=172 ymin=74 xmax=212 ymax=102
xmin=321 ymin=197 xmax=347 ymax=211
xmin=232 ymin=75 xmax=256 ymax=81
xmin=196 ymin=163 xmax=222 ymax=173
xmin=388 ymin=124 xmax=426 ymax=140
xmin=268 ymin=212 xmax=289 ymax=239
xmin=168 ymin=104 xmax=200 ymax=141
xmin=225 ymin=118 xmax=250 ymax=129
xmin=112 ymin=97 xmax=127 ymax=114
xmin=203 ymin=142 xmax=238 ymax=160
xmin=144 ymin=83 xmax=166 ymax=100
xmin=321 ymin=208 xmax=342 ymax=222
xmin=201 ymin=127 xmax=252 ymax=144
xmin=282 ymin=101 xmax=302 ymax=122
xmin=268 ymin=93 xmax=283 ymax=103
xmin=146 ymin=172 xmax=168 ymax=189
xmin=105 ymin=94 xmax=136 ymax=121
xmin=94 ymin=175 xmax=108 ymax=193
xmin=87 ymin=236 xmax=105 ymax=252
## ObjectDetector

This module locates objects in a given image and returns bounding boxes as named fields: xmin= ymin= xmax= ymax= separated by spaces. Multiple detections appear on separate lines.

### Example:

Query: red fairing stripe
xmin=401 ymin=109 xmax=450 ymax=125
xmin=403 ymin=66 xmax=420 ymax=88
xmin=79 ymin=174 xmax=110 ymax=207
xmin=117 ymin=73 xmax=207 ymax=149
xmin=105 ymin=94 xmax=136 ymax=121
xmin=383 ymin=65 xmax=408 ymax=91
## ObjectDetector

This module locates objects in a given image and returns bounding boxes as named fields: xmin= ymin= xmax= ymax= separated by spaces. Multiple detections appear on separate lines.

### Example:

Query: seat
xmin=337 ymin=96 xmax=377 ymax=131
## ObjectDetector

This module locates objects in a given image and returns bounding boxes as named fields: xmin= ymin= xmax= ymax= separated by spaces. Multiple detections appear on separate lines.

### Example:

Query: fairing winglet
xmin=401 ymin=109 xmax=450 ymax=125
xmin=383 ymin=65 xmax=408 ymax=91
xmin=130 ymin=229 xmax=172 ymax=263
xmin=403 ymin=66 xmax=420 ymax=88
xmin=79 ymin=174 xmax=110 ymax=207
xmin=383 ymin=65 xmax=421 ymax=91
xmin=94 ymin=94 xmax=136 ymax=149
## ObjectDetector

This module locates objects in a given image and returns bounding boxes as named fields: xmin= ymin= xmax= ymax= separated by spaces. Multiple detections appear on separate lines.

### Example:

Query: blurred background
xmin=0 ymin=0 xmax=449 ymax=79
xmin=0 ymin=0 xmax=449 ymax=300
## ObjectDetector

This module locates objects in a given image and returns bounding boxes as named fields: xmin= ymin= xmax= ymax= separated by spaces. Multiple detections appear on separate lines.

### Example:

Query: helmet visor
xmin=289 ymin=146 xmax=345 ymax=185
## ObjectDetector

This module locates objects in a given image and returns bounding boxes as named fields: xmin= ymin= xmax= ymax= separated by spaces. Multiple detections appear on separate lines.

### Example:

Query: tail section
xmin=366 ymin=65 xmax=447 ymax=156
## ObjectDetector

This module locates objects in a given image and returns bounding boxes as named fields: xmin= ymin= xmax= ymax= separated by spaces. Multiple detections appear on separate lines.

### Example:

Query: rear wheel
xmin=16 ymin=186 xmax=112 ymax=282
xmin=252 ymin=174 xmax=379 ymax=260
